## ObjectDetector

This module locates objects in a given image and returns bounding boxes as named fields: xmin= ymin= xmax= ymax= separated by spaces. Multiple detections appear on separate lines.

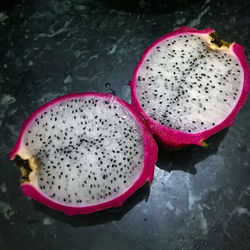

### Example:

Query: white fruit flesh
xmin=19 ymin=97 xmax=144 ymax=206
xmin=136 ymin=33 xmax=243 ymax=133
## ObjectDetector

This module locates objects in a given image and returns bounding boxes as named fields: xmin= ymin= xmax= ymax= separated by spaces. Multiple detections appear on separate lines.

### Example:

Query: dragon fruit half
xmin=130 ymin=26 xmax=250 ymax=147
xmin=10 ymin=93 xmax=158 ymax=215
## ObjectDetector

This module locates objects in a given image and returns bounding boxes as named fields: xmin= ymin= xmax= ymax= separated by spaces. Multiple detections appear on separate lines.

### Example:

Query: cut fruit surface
xmin=10 ymin=93 xmax=158 ymax=215
xmin=131 ymin=26 xmax=250 ymax=147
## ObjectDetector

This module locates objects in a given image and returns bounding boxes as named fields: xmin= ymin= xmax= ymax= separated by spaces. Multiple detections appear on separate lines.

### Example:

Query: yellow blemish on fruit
xmin=148 ymin=180 xmax=152 ymax=187
xmin=28 ymin=156 xmax=39 ymax=185
xmin=200 ymin=140 xmax=208 ymax=147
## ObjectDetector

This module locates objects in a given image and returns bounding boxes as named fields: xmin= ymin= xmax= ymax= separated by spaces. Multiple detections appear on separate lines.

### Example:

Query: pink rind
xmin=10 ymin=92 xmax=158 ymax=215
xmin=130 ymin=26 xmax=250 ymax=148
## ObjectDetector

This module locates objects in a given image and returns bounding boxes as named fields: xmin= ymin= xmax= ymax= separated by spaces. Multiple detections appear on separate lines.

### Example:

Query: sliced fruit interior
xmin=136 ymin=32 xmax=243 ymax=133
xmin=16 ymin=97 xmax=144 ymax=206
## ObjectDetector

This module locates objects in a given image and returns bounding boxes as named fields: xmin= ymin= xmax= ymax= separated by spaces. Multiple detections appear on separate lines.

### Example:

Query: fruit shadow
xmin=32 ymin=183 xmax=150 ymax=227
xmin=156 ymin=128 xmax=229 ymax=174
xmin=32 ymin=129 xmax=228 ymax=226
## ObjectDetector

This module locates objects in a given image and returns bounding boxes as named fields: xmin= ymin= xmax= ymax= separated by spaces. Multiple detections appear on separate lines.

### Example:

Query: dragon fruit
xmin=9 ymin=93 xmax=158 ymax=215
xmin=130 ymin=26 xmax=250 ymax=147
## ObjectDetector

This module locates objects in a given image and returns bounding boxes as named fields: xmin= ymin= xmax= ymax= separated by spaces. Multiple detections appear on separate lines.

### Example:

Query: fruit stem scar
xmin=208 ymin=31 xmax=233 ymax=51
xmin=14 ymin=155 xmax=39 ymax=184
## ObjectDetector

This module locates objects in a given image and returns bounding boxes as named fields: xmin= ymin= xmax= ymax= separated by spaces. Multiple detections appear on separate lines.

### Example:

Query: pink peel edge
xmin=130 ymin=26 xmax=250 ymax=148
xmin=10 ymin=92 xmax=158 ymax=215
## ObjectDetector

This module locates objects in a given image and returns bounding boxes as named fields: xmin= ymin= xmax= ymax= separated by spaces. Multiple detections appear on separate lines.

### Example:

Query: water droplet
xmin=105 ymin=82 xmax=116 ymax=95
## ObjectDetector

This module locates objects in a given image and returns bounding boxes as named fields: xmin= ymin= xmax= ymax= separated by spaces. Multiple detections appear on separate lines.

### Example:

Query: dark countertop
xmin=0 ymin=0 xmax=250 ymax=249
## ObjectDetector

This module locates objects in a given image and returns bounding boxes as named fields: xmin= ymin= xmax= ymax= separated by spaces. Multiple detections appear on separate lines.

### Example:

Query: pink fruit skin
xmin=130 ymin=26 xmax=250 ymax=148
xmin=9 ymin=92 xmax=158 ymax=215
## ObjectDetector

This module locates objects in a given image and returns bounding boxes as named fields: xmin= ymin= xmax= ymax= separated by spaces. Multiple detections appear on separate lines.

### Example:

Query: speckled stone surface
xmin=0 ymin=0 xmax=250 ymax=249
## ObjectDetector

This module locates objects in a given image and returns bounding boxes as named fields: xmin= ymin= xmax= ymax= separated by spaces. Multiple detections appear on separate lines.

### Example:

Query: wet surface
xmin=0 ymin=0 xmax=250 ymax=249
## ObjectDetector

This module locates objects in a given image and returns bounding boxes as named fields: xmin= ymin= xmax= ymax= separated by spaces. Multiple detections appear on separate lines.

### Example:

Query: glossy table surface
xmin=0 ymin=0 xmax=250 ymax=249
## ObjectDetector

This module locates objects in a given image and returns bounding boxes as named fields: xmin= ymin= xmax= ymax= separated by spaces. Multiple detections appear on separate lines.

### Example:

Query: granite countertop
xmin=0 ymin=0 xmax=250 ymax=249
